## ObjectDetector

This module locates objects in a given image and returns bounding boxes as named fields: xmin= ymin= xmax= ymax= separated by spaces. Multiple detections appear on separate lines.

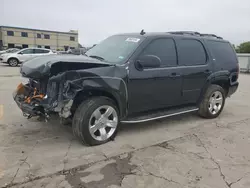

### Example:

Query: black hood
xmin=20 ymin=55 xmax=112 ymax=79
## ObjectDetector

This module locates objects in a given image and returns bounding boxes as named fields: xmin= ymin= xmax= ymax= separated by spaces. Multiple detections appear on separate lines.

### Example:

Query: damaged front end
xmin=13 ymin=55 xmax=127 ymax=121
xmin=13 ymin=80 xmax=48 ymax=119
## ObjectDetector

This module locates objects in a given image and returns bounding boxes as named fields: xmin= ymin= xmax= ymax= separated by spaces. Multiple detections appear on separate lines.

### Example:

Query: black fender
xmin=45 ymin=70 xmax=128 ymax=118
xmin=197 ymin=70 xmax=230 ymax=104
xmin=69 ymin=76 xmax=128 ymax=118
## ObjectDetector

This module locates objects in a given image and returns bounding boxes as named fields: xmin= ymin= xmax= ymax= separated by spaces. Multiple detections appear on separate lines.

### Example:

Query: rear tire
xmin=198 ymin=84 xmax=225 ymax=119
xmin=8 ymin=58 xmax=19 ymax=67
xmin=72 ymin=97 xmax=119 ymax=146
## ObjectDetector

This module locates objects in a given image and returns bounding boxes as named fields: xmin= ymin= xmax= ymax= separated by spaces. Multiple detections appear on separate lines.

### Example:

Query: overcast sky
xmin=1 ymin=0 xmax=250 ymax=46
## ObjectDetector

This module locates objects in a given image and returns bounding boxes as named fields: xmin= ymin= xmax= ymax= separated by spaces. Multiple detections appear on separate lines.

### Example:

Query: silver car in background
xmin=0 ymin=48 xmax=56 ymax=67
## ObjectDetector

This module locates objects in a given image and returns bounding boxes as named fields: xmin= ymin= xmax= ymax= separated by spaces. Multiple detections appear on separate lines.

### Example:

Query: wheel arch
xmin=198 ymin=74 xmax=230 ymax=105
xmin=7 ymin=57 xmax=19 ymax=64
xmin=71 ymin=88 xmax=126 ymax=118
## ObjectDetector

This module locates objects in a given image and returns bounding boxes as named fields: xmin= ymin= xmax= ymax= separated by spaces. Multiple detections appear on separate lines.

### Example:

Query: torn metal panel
xmin=14 ymin=55 xmax=129 ymax=119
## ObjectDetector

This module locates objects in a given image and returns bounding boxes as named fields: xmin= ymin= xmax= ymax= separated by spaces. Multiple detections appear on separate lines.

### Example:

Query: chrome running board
xmin=121 ymin=108 xmax=199 ymax=124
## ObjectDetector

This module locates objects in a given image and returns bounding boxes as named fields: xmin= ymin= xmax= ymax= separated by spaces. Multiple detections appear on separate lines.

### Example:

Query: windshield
xmin=85 ymin=35 xmax=143 ymax=64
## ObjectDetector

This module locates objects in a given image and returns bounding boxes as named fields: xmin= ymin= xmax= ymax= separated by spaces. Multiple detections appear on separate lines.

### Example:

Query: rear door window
xmin=34 ymin=49 xmax=50 ymax=54
xmin=140 ymin=38 xmax=177 ymax=67
xmin=206 ymin=41 xmax=238 ymax=64
xmin=176 ymin=39 xmax=207 ymax=66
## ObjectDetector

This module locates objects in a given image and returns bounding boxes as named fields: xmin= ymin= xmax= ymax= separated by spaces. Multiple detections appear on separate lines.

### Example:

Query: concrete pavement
xmin=0 ymin=64 xmax=250 ymax=188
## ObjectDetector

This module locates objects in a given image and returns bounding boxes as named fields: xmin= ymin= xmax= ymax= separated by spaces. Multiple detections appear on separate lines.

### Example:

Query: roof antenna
xmin=140 ymin=29 xmax=146 ymax=35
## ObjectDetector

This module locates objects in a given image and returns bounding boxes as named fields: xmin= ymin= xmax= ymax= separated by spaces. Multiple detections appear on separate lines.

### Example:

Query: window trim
xmin=138 ymin=37 xmax=178 ymax=70
xmin=44 ymin=34 xmax=50 ymax=39
xmin=20 ymin=49 xmax=35 ymax=54
xmin=175 ymin=38 xmax=209 ymax=67
xmin=22 ymin=44 xmax=29 ymax=48
xmin=8 ymin=43 xmax=15 ymax=48
xmin=34 ymin=49 xmax=50 ymax=54
xmin=21 ymin=32 xmax=28 ymax=37
xmin=37 ymin=33 xmax=41 ymax=38
xmin=70 ymin=36 xmax=75 ymax=41
xmin=7 ymin=31 xmax=14 ymax=36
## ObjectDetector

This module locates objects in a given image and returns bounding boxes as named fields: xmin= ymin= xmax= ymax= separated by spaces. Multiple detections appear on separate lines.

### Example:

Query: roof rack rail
xmin=200 ymin=33 xmax=223 ymax=39
xmin=168 ymin=31 xmax=223 ymax=39
xmin=168 ymin=31 xmax=201 ymax=36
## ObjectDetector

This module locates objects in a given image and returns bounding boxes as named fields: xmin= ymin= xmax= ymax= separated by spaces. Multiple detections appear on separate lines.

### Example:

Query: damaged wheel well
xmin=71 ymin=90 xmax=120 ymax=116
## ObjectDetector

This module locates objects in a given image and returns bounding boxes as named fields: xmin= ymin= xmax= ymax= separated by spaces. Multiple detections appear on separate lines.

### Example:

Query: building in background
xmin=0 ymin=26 xmax=78 ymax=51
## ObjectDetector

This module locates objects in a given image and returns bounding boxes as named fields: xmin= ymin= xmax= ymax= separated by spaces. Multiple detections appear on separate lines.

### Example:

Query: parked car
xmin=0 ymin=48 xmax=55 ymax=67
xmin=68 ymin=47 xmax=87 ymax=55
xmin=0 ymin=48 xmax=19 ymax=55
xmin=13 ymin=31 xmax=239 ymax=146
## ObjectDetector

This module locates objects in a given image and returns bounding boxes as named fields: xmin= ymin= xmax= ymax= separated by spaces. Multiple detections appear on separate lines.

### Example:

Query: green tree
xmin=236 ymin=42 xmax=250 ymax=53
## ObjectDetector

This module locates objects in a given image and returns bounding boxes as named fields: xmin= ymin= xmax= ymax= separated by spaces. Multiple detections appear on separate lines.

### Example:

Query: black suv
xmin=14 ymin=31 xmax=239 ymax=145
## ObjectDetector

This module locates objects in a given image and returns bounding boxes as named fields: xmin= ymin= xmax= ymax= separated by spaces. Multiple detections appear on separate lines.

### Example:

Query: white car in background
xmin=0 ymin=48 xmax=55 ymax=67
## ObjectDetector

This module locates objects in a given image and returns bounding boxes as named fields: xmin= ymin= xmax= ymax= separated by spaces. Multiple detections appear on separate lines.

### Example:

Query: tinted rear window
xmin=176 ymin=39 xmax=207 ymax=66
xmin=206 ymin=41 xmax=238 ymax=64
xmin=34 ymin=49 xmax=49 ymax=54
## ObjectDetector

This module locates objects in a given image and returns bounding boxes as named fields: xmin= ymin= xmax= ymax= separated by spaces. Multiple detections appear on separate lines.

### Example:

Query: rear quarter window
xmin=176 ymin=39 xmax=207 ymax=66
xmin=206 ymin=40 xmax=238 ymax=64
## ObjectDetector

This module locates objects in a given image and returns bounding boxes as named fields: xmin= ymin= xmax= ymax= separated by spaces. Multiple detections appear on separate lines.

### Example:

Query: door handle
xmin=204 ymin=70 xmax=212 ymax=74
xmin=169 ymin=72 xmax=181 ymax=78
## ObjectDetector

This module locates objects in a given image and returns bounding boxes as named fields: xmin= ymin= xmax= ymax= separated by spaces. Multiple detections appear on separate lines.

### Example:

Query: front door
xmin=127 ymin=37 xmax=182 ymax=114
xmin=18 ymin=48 xmax=35 ymax=62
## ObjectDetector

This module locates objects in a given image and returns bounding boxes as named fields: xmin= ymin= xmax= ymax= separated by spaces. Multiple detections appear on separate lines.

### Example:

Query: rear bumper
xmin=228 ymin=82 xmax=239 ymax=97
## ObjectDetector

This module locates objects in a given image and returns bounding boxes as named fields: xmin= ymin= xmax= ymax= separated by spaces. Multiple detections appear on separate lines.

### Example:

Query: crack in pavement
xmin=0 ymin=133 xmax=224 ymax=188
xmin=9 ymin=168 xmax=19 ymax=186
xmin=19 ymin=141 xmax=39 ymax=182
xmin=146 ymin=171 xmax=181 ymax=185
xmin=6 ymin=141 xmax=39 ymax=187
xmin=192 ymin=133 xmax=231 ymax=188
xmin=133 ymin=158 xmax=182 ymax=186
xmin=158 ymin=141 xmax=207 ymax=161
xmin=65 ymin=152 xmax=136 ymax=188
xmin=228 ymin=172 xmax=250 ymax=187
xmin=63 ymin=139 xmax=73 ymax=171
xmin=3 ymin=117 xmax=250 ymax=188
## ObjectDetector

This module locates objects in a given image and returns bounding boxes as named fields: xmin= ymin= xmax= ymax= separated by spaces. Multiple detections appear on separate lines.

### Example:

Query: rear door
xmin=175 ymin=38 xmax=212 ymax=104
xmin=34 ymin=49 xmax=51 ymax=56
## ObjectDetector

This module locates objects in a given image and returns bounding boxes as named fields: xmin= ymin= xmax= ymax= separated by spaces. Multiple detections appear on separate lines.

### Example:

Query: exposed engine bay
xmin=13 ymin=79 xmax=48 ymax=119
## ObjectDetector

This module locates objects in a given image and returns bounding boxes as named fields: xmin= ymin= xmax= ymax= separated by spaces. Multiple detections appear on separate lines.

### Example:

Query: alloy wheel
xmin=208 ymin=91 xmax=223 ymax=115
xmin=89 ymin=105 xmax=118 ymax=141
xmin=9 ymin=59 xmax=18 ymax=66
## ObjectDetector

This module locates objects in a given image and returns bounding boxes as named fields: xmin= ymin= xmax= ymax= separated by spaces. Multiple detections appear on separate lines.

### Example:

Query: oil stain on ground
xmin=65 ymin=153 xmax=136 ymax=188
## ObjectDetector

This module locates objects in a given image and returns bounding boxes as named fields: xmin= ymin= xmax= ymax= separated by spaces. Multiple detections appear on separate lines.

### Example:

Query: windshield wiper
xmin=89 ymin=55 xmax=105 ymax=61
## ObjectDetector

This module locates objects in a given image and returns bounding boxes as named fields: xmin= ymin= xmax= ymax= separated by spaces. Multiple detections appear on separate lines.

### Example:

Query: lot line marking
xmin=0 ymin=105 xmax=3 ymax=120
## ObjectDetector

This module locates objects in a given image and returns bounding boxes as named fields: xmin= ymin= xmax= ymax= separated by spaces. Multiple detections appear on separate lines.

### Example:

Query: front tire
xmin=8 ymin=58 xmax=19 ymax=67
xmin=72 ymin=97 xmax=119 ymax=146
xmin=198 ymin=84 xmax=225 ymax=119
